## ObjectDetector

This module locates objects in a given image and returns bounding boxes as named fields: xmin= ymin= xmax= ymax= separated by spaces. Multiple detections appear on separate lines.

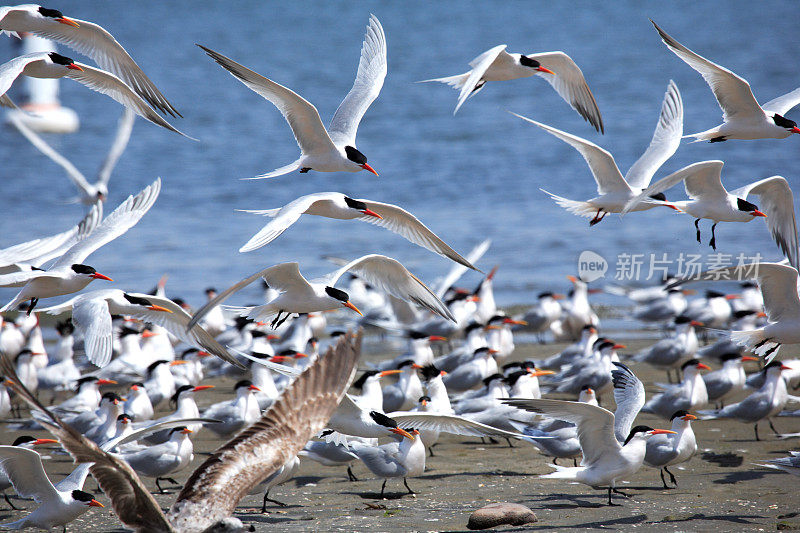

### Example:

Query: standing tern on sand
xmin=421 ymin=44 xmax=603 ymax=132
xmin=238 ymin=192 xmax=477 ymax=270
xmin=198 ymin=14 xmax=385 ymax=178
xmin=503 ymin=397 xmax=675 ymax=505
xmin=9 ymin=109 xmax=135 ymax=204
xmin=0 ymin=52 xmax=188 ymax=136
xmin=0 ymin=4 xmax=180 ymax=116
xmin=188 ymin=254 xmax=455 ymax=331
xmin=0 ymin=179 xmax=161 ymax=313
xmin=510 ymin=81 xmax=683 ymax=226
xmin=623 ymin=161 xmax=798 ymax=263
xmin=651 ymin=20 xmax=800 ymax=141
xmin=669 ymin=263 xmax=800 ymax=362
xmin=1 ymin=330 xmax=361 ymax=532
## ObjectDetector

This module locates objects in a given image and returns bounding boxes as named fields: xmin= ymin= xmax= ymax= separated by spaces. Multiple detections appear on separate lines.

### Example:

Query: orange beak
xmin=361 ymin=163 xmax=379 ymax=176
xmin=141 ymin=330 xmax=158 ymax=338
xmin=91 ymin=272 xmax=113 ymax=281
xmin=181 ymin=428 xmax=193 ymax=434
xmin=751 ymin=210 xmax=767 ymax=218
xmin=421 ymin=399 xmax=427 ymax=407
xmin=487 ymin=265 xmax=499 ymax=281
xmin=440 ymin=370 xmax=447 ymax=377
xmin=360 ymin=208 xmax=382 ymax=219
xmin=197 ymin=351 xmax=211 ymax=357
xmin=343 ymin=301 xmax=362 ymax=316
xmin=696 ymin=363 xmax=711 ymax=371
xmin=725 ymin=294 xmax=740 ymax=300
xmin=169 ymin=360 xmax=188 ymax=366
xmin=567 ymin=275 xmax=577 ymax=283
xmin=88 ymin=499 xmax=104 ymax=508
xmin=537 ymin=66 xmax=555 ymax=74
xmin=651 ymin=429 xmax=677 ymax=435
xmin=270 ymin=356 xmax=288 ymax=362
xmin=294 ymin=352 xmax=308 ymax=359
xmin=682 ymin=414 xmax=697 ymax=421
xmin=32 ymin=438 xmax=58 ymax=445
xmin=665 ymin=204 xmax=682 ymax=212
xmin=411 ymin=363 xmax=423 ymax=369
xmin=267 ymin=334 xmax=280 ymax=340
xmin=379 ymin=369 xmax=403 ymax=377
xmin=756 ymin=311 xmax=767 ymax=318
xmin=391 ymin=427 xmax=415 ymax=440
xmin=504 ymin=318 xmax=528 ymax=326
xmin=67 ymin=63 xmax=83 ymax=71
xmin=484 ymin=324 xmax=500 ymax=330
xmin=741 ymin=356 xmax=759 ymax=362
xmin=530 ymin=369 xmax=555 ymax=377
xmin=552 ymin=293 xmax=564 ymax=300
xmin=585 ymin=388 xmax=594 ymax=395
xmin=193 ymin=385 xmax=214 ymax=391
xmin=612 ymin=344 xmax=626 ymax=350
xmin=57 ymin=17 xmax=80 ymax=27
xmin=791 ymin=126 xmax=800 ymax=134
xmin=467 ymin=295 xmax=481 ymax=302
xmin=428 ymin=335 xmax=447 ymax=342
xmin=690 ymin=320 xmax=704 ymax=327
xmin=148 ymin=304 xmax=173 ymax=313
xmin=248 ymin=384 xmax=261 ymax=392
xmin=781 ymin=364 xmax=792 ymax=370
xmin=682 ymin=289 xmax=696 ymax=296
xmin=97 ymin=379 xmax=117 ymax=385
xmin=131 ymin=385 xmax=140 ymax=391
xmin=488 ymin=349 xmax=499 ymax=355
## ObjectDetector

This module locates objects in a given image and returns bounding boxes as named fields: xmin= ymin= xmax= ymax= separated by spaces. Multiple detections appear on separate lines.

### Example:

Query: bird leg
xmin=589 ymin=210 xmax=606 ymax=226
xmin=612 ymin=488 xmax=630 ymax=497
xmin=664 ymin=466 xmax=677 ymax=486
xmin=694 ymin=219 xmax=701 ymax=243
xmin=659 ymin=468 xmax=669 ymax=489
xmin=347 ymin=466 xmax=358 ymax=482
xmin=428 ymin=446 xmax=436 ymax=457
xmin=261 ymin=489 xmax=287 ymax=513
xmin=26 ymin=297 xmax=38 ymax=316
xmin=155 ymin=477 xmax=180 ymax=493
xmin=709 ymin=222 xmax=718 ymax=250
xmin=573 ymin=457 xmax=578 ymax=467
xmin=403 ymin=477 xmax=416 ymax=495
xmin=299 ymin=167 xmax=311 ymax=173
xmin=666 ymin=369 xmax=674 ymax=384
xmin=380 ymin=479 xmax=387 ymax=498
xmin=505 ymin=437 xmax=515 ymax=448
xmin=754 ymin=422 xmax=760 ymax=441
xmin=3 ymin=492 xmax=22 ymax=510
xmin=768 ymin=418 xmax=780 ymax=436
xmin=606 ymin=487 xmax=621 ymax=506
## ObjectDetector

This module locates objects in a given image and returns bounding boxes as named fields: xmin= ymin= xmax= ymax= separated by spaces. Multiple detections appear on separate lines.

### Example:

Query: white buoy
xmin=3 ymin=34 xmax=79 ymax=133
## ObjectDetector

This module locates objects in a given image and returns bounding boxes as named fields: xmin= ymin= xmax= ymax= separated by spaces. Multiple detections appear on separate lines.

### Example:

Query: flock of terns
xmin=1 ymin=4 xmax=800 ymax=532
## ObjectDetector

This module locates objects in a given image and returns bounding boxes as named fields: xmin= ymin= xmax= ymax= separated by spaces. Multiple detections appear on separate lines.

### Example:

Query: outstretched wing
xmin=622 ymin=160 xmax=725 ymax=215
xmin=611 ymin=362 xmax=645 ymax=442
xmin=168 ymin=331 xmax=361 ymax=532
xmin=328 ymin=15 xmax=387 ymax=147
xmin=454 ymin=44 xmax=508 ymax=114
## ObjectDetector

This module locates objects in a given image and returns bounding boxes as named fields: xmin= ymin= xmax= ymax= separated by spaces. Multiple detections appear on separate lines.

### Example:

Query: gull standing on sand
xmin=643 ymin=410 xmax=698 ymax=488
xmin=421 ymin=44 xmax=603 ymax=132
xmin=642 ymin=359 xmax=710 ymax=419
xmin=198 ymin=15 xmax=385 ymax=178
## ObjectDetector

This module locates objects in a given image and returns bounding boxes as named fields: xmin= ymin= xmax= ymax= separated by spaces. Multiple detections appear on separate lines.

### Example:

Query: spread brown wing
xmin=168 ymin=331 xmax=362 ymax=531
xmin=0 ymin=354 xmax=173 ymax=533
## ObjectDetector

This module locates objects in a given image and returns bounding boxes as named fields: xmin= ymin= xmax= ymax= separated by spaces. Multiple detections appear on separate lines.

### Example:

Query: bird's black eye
xmin=737 ymin=198 xmax=758 ymax=212
xmin=343 ymin=196 xmax=368 ymax=211
xmin=71 ymin=264 xmax=96 ymax=275
xmin=324 ymin=286 xmax=350 ymax=303
xmin=344 ymin=146 xmax=367 ymax=165
xmin=648 ymin=192 xmax=667 ymax=202
xmin=38 ymin=7 xmax=64 ymax=18
xmin=48 ymin=52 xmax=76 ymax=66
xmin=123 ymin=293 xmax=153 ymax=307
xmin=519 ymin=55 xmax=541 ymax=68
xmin=773 ymin=113 xmax=798 ymax=130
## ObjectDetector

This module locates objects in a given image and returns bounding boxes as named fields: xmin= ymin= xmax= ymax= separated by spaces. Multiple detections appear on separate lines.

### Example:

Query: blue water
xmin=2 ymin=1 xmax=799 ymax=310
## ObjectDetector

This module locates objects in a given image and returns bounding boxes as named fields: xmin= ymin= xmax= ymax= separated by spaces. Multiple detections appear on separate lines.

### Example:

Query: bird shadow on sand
xmin=345 ymin=490 xmax=415 ymax=500
xmin=649 ymin=512 xmax=762 ymax=526
xmin=700 ymin=451 xmax=743 ymax=467
xmin=711 ymin=469 xmax=774 ymax=485
xmin=524 ymin=511 xmax=650 ymax=529
xmin=524 ymin=492 xmax=613 ymax=509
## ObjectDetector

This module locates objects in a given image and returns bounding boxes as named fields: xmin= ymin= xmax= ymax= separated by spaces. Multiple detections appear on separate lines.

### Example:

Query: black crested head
xmin=369 ymin=410 xmax=398 ymax=429
xmin=407 ymin=330 xmax=427 ymax=340
xmin=324 ymin=286 xmax=350 ymax=303
xmin=75 ymin=376 xmax=98 ymax=390
xmin=330 ymin=330 xmax=346 ymax=338
xmin=519 ymin=55 xmax=541 ymax=68
xmin=48 ymin=52 xmax=76 ymax=66
xmin=670 ymin=409 xmax=690 ymax=421
xmin=118 ymin=325 xmax=140 ymax=338
xmin=250 ymin=330 xmax=269 ymax=339
xmin=681 ymin=358 xmax=701 ymax=371
xmin=764 ymin=361 xmax=784 ymax=372
xmin=736 ymin=198 xmax=759 ymax=213
xmin=278 ymin=349 xmax=299 ymax=357
xmin=580 ymin=384 xmax=593 ymax=392
xmin=169 ymin=426 xmax=188 ymax=435
xmin=132 ymin=382 xmax=145 ymax=388
xmin=234 ymin=380 xmax=254 ymax=391
xmin=344 ymin=146 xmax=368 ymax=165
xmin=101 ymin=392 xmax=121 ymax=403
xmin=537 ymin=291 xmax=554 ymax=299
xmin=352 ymin=370 xmax=380 ymax=389
xmin=773 ymin=113 xmax=798 ymax=130
xmin=396 ymin=359 xmax=415 ymax=369
xmin=38 ymin=6 xmax=64 ymax=18
xmin=482 ymin=373 xmax=504 ymax=387
xmin=71 ymin=490 xmax=96 ymax=503
xmin=70 ymin=263 xmax=96 ymax=275
xmin=733 ymin=309 xmax=755 ymax=319
xmin=648 ymin=192 xmax=667 ymax=202
xmin=597 ymin=340 xmax=616 ymax=352
xmin=181 ymin=348 xmax=199 ymax=357
xmin=473 ymin=346 xmax=491 ymax=355
xmin=117 ymin=413 xmax=132 ymax=422
xmin=503 ymin=370 xmax=528 ymax=386
xmin=123 ymin=293 xmax=153 ymax=307
xmin=205 ymin=287 xmax=217 ymax=295
xmin=234 ymin=316 xmax=253 ymax=330
xmin=15 ymin=349 xmax=32 ymax=362
xmin=146 ymin=360 xmax=169 ymax=375
xmin=720 ymin=352 xmax=743 ymax=362
xmin=343 ymin=196 xmax=368 ymax=211
xmin=308 ymin=337 xmax=318 ymax=345
xmin=592 ymin=337 xmax=609 ymax=348
xmin=674 ymin=315 xmax=691 ymax=324
xmin=623 ymin=425 xmax=654 ymax=446
xmin=56 ymin=319 xmax=74 ymax=336
xmin=502 ymin=361 xmax=522 ymax=371
xmin=12 ymin=436 xmax=36 ymax=446
xmin=740 ymin=280 xmax=758 ymax=289
xmin=464 ymin=322 xmax=484 ymax=335
xmin=488 ymin=314 xmax=507 ymax=325
xmin=419 ymin=395 xmax=431 ymax=403
xmin=419 ymin=364 xmax=442 ymax=381
xmin=170 ymin=384 xmax=195 ymax=406
xmin=249 ymin=351 xmax=270 ymax=359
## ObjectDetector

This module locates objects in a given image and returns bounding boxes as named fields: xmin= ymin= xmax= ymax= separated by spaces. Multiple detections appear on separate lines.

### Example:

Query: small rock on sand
xmin=467 ymin=502 xmax=537 ymax=530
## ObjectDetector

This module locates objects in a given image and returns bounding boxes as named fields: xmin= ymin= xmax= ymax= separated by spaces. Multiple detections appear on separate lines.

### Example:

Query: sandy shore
xmin=2 ymin=336 xmax=799 ymax=532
